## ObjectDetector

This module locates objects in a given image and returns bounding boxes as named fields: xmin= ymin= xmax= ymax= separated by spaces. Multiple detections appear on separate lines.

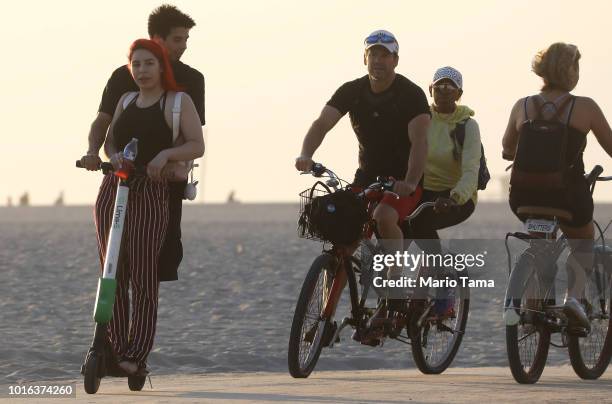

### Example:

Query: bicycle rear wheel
xmin=410 ymin=270 xmax=470 ymax=374
xmin=288 ymin=253 xmax=337 ymax=378
xmin=568 ymin=261 xmax=612 ymax=379
xmin=505 ymin=262 xmax=550 ymax=384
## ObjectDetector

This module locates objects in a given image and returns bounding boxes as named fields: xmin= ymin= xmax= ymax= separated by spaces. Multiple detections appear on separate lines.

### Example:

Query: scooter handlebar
xmin=76 ymin=160 xmax=115 ymax=174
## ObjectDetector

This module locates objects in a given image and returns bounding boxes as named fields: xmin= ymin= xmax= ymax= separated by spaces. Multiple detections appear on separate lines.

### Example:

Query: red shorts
xmin=380 ymin=185 xmax=423 ymax=221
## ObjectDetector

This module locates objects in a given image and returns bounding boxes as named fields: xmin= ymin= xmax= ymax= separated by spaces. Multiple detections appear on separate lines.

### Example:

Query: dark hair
xmin=128 ymin=39 xmax=182 ymax=92
xmin=148 ymin=4 xmax=196 ymax=39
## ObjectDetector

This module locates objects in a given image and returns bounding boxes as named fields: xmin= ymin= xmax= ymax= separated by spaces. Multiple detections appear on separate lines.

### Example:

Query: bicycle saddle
xmin=516 ymin=206 xmax=573 ymax=222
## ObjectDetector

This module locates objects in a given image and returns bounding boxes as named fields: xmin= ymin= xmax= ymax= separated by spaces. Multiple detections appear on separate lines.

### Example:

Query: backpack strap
xmin=452 ymin=118 xmax=471 ymax=147
xmin=564 ymin=96 xmax=577 ymax=125
xmin=532 ymin=96 xmax=546 ymax=120
xmin=171 ymin=92 xmax=195 ymax=176
xmin=533 ymin=93 xmax=572 ymax=122
xmin=122 ymin=92 xmax=138 ymax=110
xmin=172 ymin=92 xmax=183 ymax=143
xmin=523 ymin=96 xmax=530 ymax=120
xmin=551 ymin=95 xmax=573 ymax=123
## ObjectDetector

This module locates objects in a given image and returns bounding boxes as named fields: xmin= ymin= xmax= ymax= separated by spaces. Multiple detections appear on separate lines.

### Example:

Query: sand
xmin=1 ymin=202 xmax=611 ymax=401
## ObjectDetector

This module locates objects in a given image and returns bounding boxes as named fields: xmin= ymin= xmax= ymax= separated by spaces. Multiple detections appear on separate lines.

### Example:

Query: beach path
xmin=14 ymin=366 xmax=611 ymax=403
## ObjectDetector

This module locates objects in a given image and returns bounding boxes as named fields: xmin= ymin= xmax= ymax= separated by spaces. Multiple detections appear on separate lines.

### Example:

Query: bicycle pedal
xmin=566 ymin=327 xmax=589 ymax=337
xmin=321 ymin=321 xmax=337 ymax=347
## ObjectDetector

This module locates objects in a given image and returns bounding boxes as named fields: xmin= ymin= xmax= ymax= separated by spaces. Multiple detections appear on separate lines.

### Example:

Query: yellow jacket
xmin=424 ymin=105 xmax=481 ymax=205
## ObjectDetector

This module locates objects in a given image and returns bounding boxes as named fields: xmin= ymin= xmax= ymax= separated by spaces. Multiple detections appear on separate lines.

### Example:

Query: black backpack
xmin=510 ymin=95 xmax=581 ymax=190
xmin=450 ymin=118 xmax=490 ymax=190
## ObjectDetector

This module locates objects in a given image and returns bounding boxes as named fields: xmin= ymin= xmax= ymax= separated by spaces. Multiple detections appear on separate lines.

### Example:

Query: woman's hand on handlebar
xmin=392 ymin=180 xmax=416 ymax=197
xmin=434 ymin=197 xmax=457 ymax=213
xmin=295 ymin=155 xmax=314 ymax=172
xmin=148 ymin=150 xmax=169 ymax=181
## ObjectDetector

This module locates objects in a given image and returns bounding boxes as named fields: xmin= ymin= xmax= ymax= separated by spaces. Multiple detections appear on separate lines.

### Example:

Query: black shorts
xmin=509 ymin=175 xmax=593 ymax=228
xmin=158 ymin=181 xmax=185 ymax=282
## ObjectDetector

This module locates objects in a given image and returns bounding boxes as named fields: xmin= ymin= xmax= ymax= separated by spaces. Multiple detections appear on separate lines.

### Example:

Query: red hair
xmin=127 ymin=39 xmax=182 ymax=91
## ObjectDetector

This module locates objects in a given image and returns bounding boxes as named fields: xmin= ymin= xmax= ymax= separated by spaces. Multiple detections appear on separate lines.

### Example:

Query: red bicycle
xmin=288 ymin=163 xmax=470 ymax=378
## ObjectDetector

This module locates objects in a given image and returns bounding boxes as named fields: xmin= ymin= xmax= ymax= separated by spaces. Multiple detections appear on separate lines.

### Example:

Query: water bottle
xmin=115 ymin=138 xmax=138 ymax=180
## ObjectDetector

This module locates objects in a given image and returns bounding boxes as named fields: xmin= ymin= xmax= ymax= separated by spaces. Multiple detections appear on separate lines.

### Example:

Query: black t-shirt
xmin=98 ymin=61 xmax=205 ymax=125
xmin=326 ymin=74 xmax=429 ymax=185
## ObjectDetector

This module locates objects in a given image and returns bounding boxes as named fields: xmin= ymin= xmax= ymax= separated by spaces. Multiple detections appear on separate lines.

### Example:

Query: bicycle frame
xmin=504 ymin=165 xmax=612 ymax=325
xmin=303 ymin=164 xmax=436 ymax=335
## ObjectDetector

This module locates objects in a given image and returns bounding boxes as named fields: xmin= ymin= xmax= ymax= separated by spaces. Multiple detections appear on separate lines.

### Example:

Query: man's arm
xmin=295 ymin=105 xmax=343 ymax=171
xmin=81 ymin=67 xmax=129 ymax=169
xmin=404 ymin=113 xmax=431 ymax=186
xmin=79 ymin=112 xmax=112 ymax=170
xmin=90 ymin=112 xmax=112 ymax=155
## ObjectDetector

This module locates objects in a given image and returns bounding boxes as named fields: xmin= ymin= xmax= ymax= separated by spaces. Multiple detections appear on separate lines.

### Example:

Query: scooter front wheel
xmin=83 ymin=351 xmax=102 ymax=394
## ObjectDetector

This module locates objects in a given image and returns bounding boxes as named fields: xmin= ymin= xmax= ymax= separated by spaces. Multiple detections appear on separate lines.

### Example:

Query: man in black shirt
xmin=296 ymin=29 xmax=430 ymax=246
xmin=295 ymin=30 xmax=430 ymax=341
xmin=80 ymin=5 xmax=205 ymax=281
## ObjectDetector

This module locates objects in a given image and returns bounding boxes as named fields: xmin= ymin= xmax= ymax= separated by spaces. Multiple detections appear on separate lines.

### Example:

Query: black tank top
xmin=114 ymin=92 xmax=173 ymax=166
xmin=523 ymin=94 xmax=587 ymax=176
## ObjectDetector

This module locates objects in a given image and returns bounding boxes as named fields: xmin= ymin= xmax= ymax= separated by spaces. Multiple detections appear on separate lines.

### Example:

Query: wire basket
xmin=297 ymin=183 xmax=369 ymax=245
xmin=297 ymin=185 xmax=331 ymax=242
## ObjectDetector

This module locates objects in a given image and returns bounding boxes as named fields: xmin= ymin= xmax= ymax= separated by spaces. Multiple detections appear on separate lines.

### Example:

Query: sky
xmin=1 ymin=0 xmax=612 ymax=205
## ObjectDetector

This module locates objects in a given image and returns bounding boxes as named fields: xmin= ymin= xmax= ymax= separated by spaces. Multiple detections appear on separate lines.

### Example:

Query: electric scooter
xmin=76 ymin=138 xmax=147 ymax=394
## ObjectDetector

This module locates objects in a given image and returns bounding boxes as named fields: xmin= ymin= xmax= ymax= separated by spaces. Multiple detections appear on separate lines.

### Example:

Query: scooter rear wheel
xmin=128 ymin=375 xmax=146 ymax=391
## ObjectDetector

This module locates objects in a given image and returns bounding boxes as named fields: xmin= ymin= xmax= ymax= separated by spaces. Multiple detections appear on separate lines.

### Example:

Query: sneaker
xmin=433 ymin=298 xmax=456 ymax=318
xmin=564 ymin=297 xmax=591 ymax=333
xmin=303 ymin=323 xmax=319 ymax=343
xmin=433 ymin=285 xmax=456 ymax=318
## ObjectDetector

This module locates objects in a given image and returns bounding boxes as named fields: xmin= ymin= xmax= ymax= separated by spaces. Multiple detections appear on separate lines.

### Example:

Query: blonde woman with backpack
xmin=502 ymin=42 xmax=612 ymax=330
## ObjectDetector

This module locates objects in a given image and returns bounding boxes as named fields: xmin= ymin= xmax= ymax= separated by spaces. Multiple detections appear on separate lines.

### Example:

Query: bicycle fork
xmin=321 ymin=256 xmax=361 ymax=345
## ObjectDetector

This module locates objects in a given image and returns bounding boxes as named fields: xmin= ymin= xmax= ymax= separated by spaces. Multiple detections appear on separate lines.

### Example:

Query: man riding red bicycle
xmin=295 ymin=30 xmax=431 ymax=341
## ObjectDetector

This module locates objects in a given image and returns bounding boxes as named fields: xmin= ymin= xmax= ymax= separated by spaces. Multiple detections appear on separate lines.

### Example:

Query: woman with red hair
xmin=95 ymin=38 xmax=204 ymax=376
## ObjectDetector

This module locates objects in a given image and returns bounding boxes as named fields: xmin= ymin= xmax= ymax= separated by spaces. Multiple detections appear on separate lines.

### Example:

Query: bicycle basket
xmin=298 ymin=186 xmax=368 ymax=245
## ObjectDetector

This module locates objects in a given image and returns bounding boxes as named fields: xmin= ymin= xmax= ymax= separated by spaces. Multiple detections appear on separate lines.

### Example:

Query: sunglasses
xmin=364 ymin=32 xmax=397 ymax=45
xmin=433 ymin=83 xmax=458 ymax=91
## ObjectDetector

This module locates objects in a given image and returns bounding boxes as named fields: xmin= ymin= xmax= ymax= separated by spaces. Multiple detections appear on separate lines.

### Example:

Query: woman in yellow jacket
xmin=406 ymin=66 xmax=481 ymax=315
xmin=407 ymin=66 xmax=480 ymax=238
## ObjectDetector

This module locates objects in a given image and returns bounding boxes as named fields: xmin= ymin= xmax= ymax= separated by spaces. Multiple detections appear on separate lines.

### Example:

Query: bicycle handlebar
xmin=586 ymin=165 xmax=603 ymax=185
xmin=405 ymin=202 xmax=436 ymax=222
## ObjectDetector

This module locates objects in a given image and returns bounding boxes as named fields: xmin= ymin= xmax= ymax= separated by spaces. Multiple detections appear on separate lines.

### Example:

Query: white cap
xmin=432 ymin=66 xmax=463 ymax=89
xmin=364 ymin=30 xmax=399 ymax=54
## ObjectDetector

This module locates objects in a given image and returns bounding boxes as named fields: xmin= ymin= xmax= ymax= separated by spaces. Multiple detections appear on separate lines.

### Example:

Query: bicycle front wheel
xmin=568 ymin=262 xmax=612 ymax=379
xmin=288 ymin=253 xmax=337 ymax=378
xmin=505 ymin=258 xmax=550 ymax=384
xmin=410 ymin=270 xmax=470 ymax=374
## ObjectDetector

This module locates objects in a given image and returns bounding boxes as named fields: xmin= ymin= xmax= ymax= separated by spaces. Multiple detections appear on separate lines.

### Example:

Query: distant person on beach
xmin=80 ymin=4 xmax=205 ymax=282
xmin=95 ymin=39 xmax=203 ymax=375
xmin=295 ymin=30 xmax=430 ymax=341
xmin=502 ymin=42 xmax=612 ymax=330
xmin=406 ymin=66 xmax=482 ymax=317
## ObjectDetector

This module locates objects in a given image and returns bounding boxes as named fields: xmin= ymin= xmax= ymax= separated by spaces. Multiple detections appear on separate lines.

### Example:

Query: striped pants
xmin=94 ymin=174 xmax=169 ymax=367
